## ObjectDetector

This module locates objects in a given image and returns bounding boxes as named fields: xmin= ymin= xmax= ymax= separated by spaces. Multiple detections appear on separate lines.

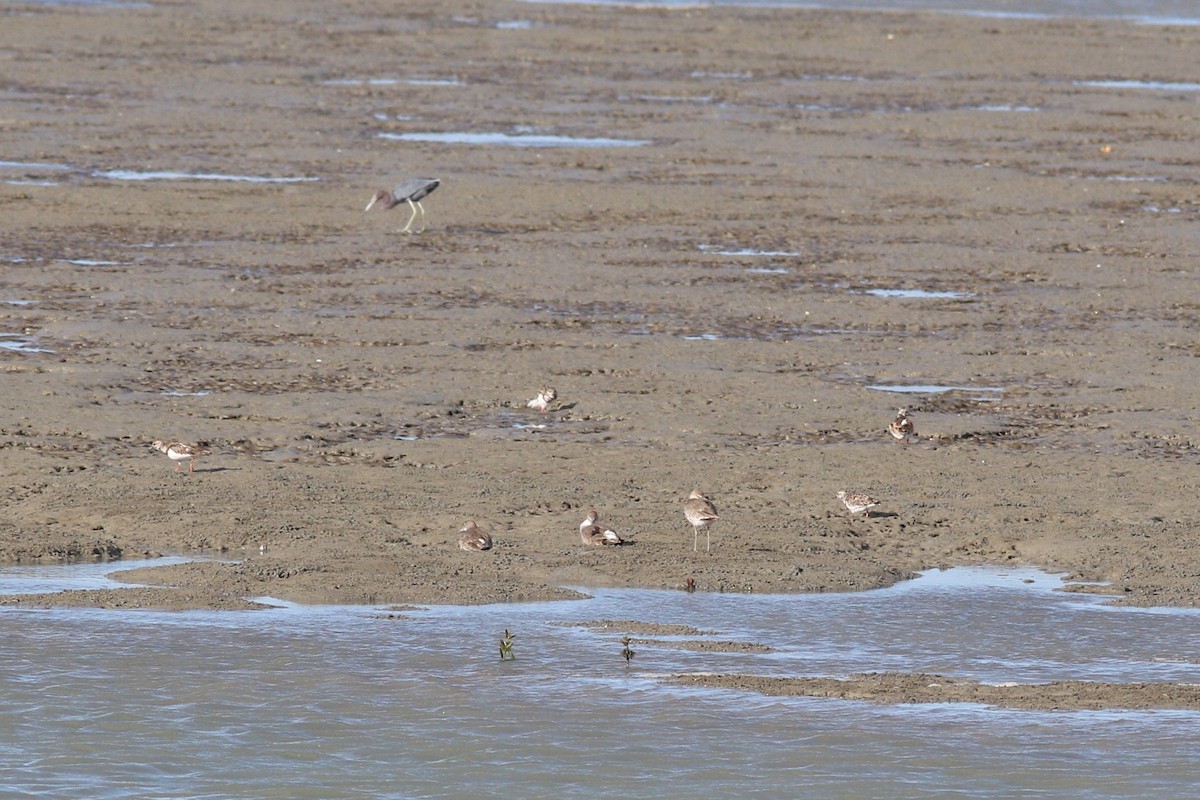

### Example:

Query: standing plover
xmin=526 ymin=386 xmax=557 ymax=413
xmin=457 ymin=521 xmax=493 ymax=551
xmin=579 ymin=510 xmax=624 ymax=546
xmin=152 ymin=440 xmax=204 ymax=473
xmin=684 ymin=489 xmax=720 ymax=553
xmin=887 ymin=408 xmax=915 ymax=443
xmin=836 ymin=490 xmax=879 ymax=518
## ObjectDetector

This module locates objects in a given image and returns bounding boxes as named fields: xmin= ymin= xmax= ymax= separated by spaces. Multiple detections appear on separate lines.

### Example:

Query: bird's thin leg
xmin=414 ymin=201 xmax=427 ymax=233
xmin=399 ymin=198 xmax=418 ymax=234
xmin=693 ymin=530 xmax=698 ymax=552
xmin=189 ymin=460 xmax=195 ymax=474
xmin=706 ymin=530 xmax=711 ymax=554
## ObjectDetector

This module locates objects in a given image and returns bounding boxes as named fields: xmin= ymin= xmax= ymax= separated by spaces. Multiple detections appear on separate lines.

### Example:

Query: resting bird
xmin=365 ymin=178 xmax=440 ymax=233
xmin=579 ymin=510 xmax=623 ymax=546
xmin=457 ymin=521 xmax=493 ymax=551
xmin=684 ymin=489 xmax=719 ymax=553
xmin=887 ymin=407 xmax=915 ymax=443
xmin=526 ymin=386 xmax=557 ymax=413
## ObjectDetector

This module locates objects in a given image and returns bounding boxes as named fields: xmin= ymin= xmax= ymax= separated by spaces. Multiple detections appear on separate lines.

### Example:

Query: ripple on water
xmin=3 ymin=563 xmax=1200 ymax=797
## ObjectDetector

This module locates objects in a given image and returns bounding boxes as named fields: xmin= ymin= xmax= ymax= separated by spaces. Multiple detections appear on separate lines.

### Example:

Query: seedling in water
xmin=499 ymin=628 xmax=516 ymax=661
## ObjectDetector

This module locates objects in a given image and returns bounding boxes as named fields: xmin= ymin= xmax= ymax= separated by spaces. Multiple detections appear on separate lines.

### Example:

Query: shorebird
xmin=684 ymin=489 xmax=719 ymax=553
xmin=887 ymin=407 xmax=915 ymax=443
xmin=579 ymin=510 xmax=623 ymax=546
xmin=152 ymin=440 xmax=204 ymax=473
xmin=526 ymin=386 xmax=557 ymax=413
xmin=837 ymin=490 xmax=879 ymax=518
xmin=364 ymin=178 xmax=440 ymax=233
xmin=457 ymin=521 xmax=493 ymax=551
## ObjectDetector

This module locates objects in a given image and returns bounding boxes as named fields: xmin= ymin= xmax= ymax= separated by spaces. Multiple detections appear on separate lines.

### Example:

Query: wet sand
xmin=2 ymin=0 xmax=1200 ymax=703
xmin=673 ymin=672 xmax=1200 ymax=711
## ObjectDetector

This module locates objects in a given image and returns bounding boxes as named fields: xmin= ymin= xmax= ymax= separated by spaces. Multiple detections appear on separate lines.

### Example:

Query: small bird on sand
xmin=152 ymin=440 xmax=204 ymax=473
xmin=579 ymin=510 xmax=624 ymax=546
xmin=526 ymin=386 xmax=557 ymax=413
xmin=837 ymin=490 xmax=879 ymax=518
xmin=684 ymin=489 xmax=719 ymax=553
xmin=364 ymin=178 xmax=440 ymax=234
xmin=887 ymin=407 xmax=915 ymax=443
xmin=457 ymin=521 xmax=493 ymax=551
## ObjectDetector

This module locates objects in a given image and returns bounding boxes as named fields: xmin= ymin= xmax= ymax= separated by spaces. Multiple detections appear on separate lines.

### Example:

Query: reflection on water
xmin=2 ymin=564 xmax=1199 ymax=798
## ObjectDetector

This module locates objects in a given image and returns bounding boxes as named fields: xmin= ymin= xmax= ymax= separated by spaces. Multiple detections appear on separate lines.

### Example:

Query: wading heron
xmin=365 ymin=178 xmax=440 ymax=233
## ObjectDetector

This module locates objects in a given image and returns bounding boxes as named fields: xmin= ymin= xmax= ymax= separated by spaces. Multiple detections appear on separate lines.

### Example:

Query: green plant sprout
xmin=499 ymin=628 xmax=516 ymax=661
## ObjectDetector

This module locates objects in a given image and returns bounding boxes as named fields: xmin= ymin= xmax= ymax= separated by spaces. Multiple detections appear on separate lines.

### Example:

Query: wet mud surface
xmin=3 ymin=1 xmax=1200 ymax=708
xmin=672 ymin=672 xmax=1200 ymax=711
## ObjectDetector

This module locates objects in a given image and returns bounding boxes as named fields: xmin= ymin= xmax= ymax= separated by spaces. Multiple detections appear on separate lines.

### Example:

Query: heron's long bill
xmin=364 ymin=195 xmax=379 ymax=212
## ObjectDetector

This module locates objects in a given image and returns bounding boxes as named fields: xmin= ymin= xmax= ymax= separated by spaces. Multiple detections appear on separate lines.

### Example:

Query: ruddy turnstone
xmin=887 ymin=408 xmax=915 ymax=443
xmin=526 ymin=386 xmax=557 ymax=413
xmin=364 ymin=178 xmax=440 ymax=234
xmin=152 ymin=440 xmax=204 ymax=473
xmin=684 ymin=489 xmax=719 ymax=553
xmin=457 ymin=520 xmax=493 ymax=551
xmin=836 ymin=490 xmax=879 ymax=518
xmin=579 ymin=509 xmax=624 ymax=546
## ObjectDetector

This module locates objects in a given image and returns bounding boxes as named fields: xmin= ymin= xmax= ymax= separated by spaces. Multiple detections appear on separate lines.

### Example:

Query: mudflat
xmin=3 ymin=0 xmax=1199 ymax=622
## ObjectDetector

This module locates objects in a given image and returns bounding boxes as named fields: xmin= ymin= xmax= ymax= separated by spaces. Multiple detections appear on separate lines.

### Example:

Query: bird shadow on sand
xmin=180 ymin=466 xmax=242 ymax=475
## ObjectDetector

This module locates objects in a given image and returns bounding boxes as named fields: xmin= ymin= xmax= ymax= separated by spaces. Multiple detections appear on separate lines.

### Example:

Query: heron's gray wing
xmin=391 ymin=177 xmax=440 ymax=203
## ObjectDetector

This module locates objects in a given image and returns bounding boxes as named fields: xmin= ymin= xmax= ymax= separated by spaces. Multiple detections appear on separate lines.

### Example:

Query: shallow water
xmin=869 ymin=383 xmax=1004 ymax=395
xmin=0 ymin=335 xmax=53 ymax=353
xmin=863 ymin=288 xmax=974 ymax=299
xmin=521 ymin=0 xmax=1200 ymax=26
xmin=1077 ymin=80 xmax=1200 ymax=91
xmin=379 ymin=131 xmax=650 ymax=148
xmin=2 ymin=563 xmax=1199 ymax=798
xmin=94 ymin=169 xmax=319 ymax=183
